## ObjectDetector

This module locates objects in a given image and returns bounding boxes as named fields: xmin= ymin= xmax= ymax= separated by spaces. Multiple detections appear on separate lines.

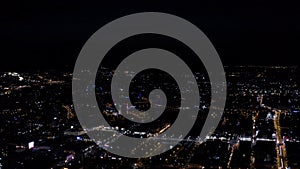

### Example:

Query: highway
xmin=262 ymin=102 xmax=289 ymax=169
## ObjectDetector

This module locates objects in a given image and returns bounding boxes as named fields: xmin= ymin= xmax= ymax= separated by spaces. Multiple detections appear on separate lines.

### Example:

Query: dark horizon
xmin=1 ymin=1 xmax=300 ymax=71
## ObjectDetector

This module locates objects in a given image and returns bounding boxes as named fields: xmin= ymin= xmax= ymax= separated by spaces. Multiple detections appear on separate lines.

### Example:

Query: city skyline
xmin=1 ymin=66 xmax=300 ymax=168
xmin=1 ymin=1 xmax=300 ymax=168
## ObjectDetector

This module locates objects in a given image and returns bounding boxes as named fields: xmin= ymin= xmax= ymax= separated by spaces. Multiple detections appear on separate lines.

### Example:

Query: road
xmin=274 ymin=110 xmax=288 ymax=169
xmin=263 ymin=104 xmax=289 ymax=169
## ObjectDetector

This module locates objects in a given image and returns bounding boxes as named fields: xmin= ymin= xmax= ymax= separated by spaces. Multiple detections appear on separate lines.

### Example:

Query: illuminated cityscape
xmin=1 ymin=66 xmax=300 ymax=168
xmin=1 ymin=0 xmax=300 ymax=168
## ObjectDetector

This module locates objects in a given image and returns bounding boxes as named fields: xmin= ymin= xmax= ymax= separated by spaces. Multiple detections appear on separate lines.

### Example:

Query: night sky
xmin=1 ymin=1 xmax=300 ymax=71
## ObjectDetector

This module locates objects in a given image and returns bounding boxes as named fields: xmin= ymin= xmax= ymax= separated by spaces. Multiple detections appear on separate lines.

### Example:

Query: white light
xmin=28 ymin=141 xmax=34 ymax=149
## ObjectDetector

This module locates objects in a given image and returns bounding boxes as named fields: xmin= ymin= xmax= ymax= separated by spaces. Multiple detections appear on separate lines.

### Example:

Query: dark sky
xmin=1 ymin=1 xmax=300 ymax=71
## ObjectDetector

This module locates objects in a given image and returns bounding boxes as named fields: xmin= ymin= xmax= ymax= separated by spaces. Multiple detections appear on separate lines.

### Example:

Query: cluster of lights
xmin=5 ymin=72 xmax=24 ymax=81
